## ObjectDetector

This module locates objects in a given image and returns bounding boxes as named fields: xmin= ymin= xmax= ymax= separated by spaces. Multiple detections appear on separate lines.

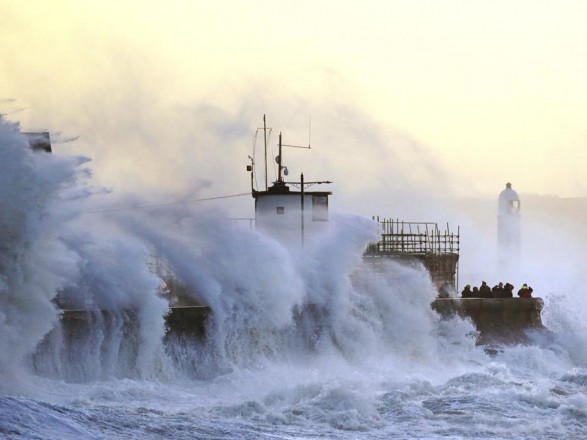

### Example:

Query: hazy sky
xmin=2 ymin=1 xmax=587 ymax=218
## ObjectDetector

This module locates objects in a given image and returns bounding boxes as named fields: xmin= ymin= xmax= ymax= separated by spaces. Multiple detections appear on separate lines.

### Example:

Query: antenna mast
xmin=263 ymin=114 xmax=268 ymax=190
xmin=277 ymin=123 xmax=311 ymax=184
xmin=278 ymin=132 xmax=283 ymax=182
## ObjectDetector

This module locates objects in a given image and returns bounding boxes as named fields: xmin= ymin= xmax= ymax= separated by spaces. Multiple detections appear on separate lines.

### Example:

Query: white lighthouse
xmin=497 ymin=182 xmax=521 ymax=272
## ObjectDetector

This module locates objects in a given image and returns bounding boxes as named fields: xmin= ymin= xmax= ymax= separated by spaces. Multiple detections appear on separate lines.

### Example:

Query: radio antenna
xmin=308 ymin=115 xmax=311 ymax=149
xmin=253 ymin=115 xmax=272 ymax=191
xmin=281 ymin=116 xmax=312 ymax=150
xmin=263 ymin=114 xmax=268 ymax=190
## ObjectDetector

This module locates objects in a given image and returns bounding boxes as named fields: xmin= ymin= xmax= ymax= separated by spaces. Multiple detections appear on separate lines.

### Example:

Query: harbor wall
xmin=54 ymin=298 xmax=543 ymax=346
xmin=431 ymin=297 xmax=545 ymax=344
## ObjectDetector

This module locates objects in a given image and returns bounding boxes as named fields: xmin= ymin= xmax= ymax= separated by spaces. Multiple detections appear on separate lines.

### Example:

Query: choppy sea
xmin=2 ymin=116 xmax=587 ymax=439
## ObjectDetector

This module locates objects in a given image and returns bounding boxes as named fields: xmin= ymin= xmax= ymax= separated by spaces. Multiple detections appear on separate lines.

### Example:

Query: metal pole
xmin=278 ymin=132 xmax=283 ymax=182
xmin=263 ymin=114 xmax=268 ymax=190
xmin=301 ymin=172 xmax=305 ymax=247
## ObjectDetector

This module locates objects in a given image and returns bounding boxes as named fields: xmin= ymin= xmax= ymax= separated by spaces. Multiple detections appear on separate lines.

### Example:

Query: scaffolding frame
xmin=365 ymin=217 xmax=461 ymax=289
xmin=366 ymin=217 xmax=460 ymax=256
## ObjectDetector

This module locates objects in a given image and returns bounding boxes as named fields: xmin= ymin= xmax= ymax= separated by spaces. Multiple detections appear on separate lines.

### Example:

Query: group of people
xmin=460 ymin=281 xmax=533 ymax=299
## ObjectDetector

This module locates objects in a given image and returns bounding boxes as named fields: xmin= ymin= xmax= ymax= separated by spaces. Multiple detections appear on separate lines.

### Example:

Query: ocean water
xmin=2 ymin=117 xmax=587 ymax=439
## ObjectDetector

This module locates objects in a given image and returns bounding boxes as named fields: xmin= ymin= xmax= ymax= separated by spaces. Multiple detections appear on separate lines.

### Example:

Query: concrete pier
xmin=60 ymin=305 xmax=212 ymax=338
xmin=431 ymin=297 xmax=545 ymax=344
xmin=164 ymin=306 xmax=211 ymax=338
xmin=57 ymin=299 xmax=545 ymax=346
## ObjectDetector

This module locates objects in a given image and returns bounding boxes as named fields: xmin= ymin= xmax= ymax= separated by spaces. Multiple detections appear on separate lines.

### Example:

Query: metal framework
xmin=366 ymin=217 xmax=460 ymax=256
xmin=365 ymin=217 xmax=461 ymax=289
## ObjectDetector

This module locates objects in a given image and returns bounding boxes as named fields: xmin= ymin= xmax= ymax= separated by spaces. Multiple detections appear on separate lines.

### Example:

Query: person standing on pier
xmin=518 ymin=284 xmax=532 ymax=298
xmin=503 ymin=283 xmax=514 ymax=298
xmin=479 ymin=281 xmax=492 ymax=298
xmin=492 ymin=282 xmax=505 ymax=298
xmin=461 ymin=284 xmax=473 ymax=298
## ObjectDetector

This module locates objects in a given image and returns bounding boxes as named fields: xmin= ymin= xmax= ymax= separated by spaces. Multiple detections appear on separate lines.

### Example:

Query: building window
xmin=276 ymin=206 xmax=285 ymax=214
xmin=312 ymin=195 xmax=328 ymax=221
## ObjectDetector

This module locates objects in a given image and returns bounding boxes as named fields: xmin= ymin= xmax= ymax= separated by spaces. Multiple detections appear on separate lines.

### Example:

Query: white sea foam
xmin=3 ymin=114 xmax=587 ymax=438
xmin=0 ymin=117 xmax=169 ymax=388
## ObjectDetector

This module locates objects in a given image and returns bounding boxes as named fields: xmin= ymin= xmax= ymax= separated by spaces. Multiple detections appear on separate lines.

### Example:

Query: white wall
xmin=255 ymin=193 xmax=329 ymax=246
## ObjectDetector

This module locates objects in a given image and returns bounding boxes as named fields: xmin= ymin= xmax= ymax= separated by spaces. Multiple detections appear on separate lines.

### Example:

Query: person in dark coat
xmin=503 ymin=283 xmax=514 ymax=298
xmin=479 ymin=281 xmax=492 ymax=298
xmin=492 ymin=282 xmax=504 ymax=298
xmin=461 ymin=284 xmax=472 ymax=298
xmin=472 ymin=286 xmax=480 ymax=297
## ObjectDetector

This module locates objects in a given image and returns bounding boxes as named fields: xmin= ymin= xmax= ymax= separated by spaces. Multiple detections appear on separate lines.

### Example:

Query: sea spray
xmin=67 ymin=230 xmax=167 ymax=373
xmin=535 ymin=294 xmax=587 ymax=367
xmin=0 ymin=117 xmax=170 ymax=386
xmin=0 ymin=118 xmax=83 ymax=392
xmin=3 ymin=119 xmax=587 ymax=438
xmin=2 ymin=114 xmax=483 ymax=389
xmin=31 ymin=220 xmax=171 ymax=381
xmin=113 ymin=202 xmax=477 ymax=382
xmin=115 ymin=206 xmax=308 ymax=375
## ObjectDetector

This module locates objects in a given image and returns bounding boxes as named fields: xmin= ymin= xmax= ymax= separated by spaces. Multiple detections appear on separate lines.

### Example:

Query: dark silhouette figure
xmin=492 ymin=282 xmax=505 ymax=298
xmin=479 ymin=281 xmax=492 ymax=298
xmin=503 ymin=283 xmax=514 ymax=298
xmin=461 ymin=285 xmax=472 ymax=298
